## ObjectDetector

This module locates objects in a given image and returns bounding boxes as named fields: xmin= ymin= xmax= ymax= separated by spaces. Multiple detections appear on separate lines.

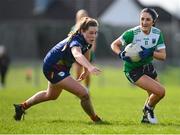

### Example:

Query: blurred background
xmin=0 ymin=0 xmax=180 ymax=87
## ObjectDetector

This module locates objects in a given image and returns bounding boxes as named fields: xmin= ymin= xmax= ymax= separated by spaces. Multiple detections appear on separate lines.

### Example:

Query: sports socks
xmin=145 ymin=104 xmax=154 ymax=110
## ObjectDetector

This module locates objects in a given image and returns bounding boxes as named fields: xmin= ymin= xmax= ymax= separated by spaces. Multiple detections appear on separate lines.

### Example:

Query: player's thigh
xmin=57 ymin=76 xmax=87 ymax=97
xmin=135 ymin=75 xmax=165 ymax=96
xmin=74 ymin=63 xmax=83 ymax=76
xmin=47 ymin=82 xmax=63 ymax=98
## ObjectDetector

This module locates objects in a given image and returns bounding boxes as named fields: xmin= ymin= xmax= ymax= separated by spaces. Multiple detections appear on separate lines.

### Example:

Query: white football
xmin=124 ymin=43 xmax=143 ymax=62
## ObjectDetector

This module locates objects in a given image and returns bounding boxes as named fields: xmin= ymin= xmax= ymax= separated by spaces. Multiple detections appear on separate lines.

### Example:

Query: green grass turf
xmin=0 ymin=64 xmax=180 ymax=134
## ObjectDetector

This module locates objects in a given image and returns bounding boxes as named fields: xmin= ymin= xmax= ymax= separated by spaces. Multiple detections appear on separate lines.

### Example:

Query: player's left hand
xmin=139 ymin=46 xmax=155 ymax=59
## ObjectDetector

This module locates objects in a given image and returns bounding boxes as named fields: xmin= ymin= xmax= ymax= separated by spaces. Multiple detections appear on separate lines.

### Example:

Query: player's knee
xmin=157 ymin=86 xmax=165 ymax=99
xmin=50 ymin=96 xmax=58 ymax=100
xmin=46 ymin=94 xmax=58 ymax=100
xmin=160 ymin=87 xmax=165 ymax=98
xmin=80 ymin=93 xmax=90 ymax=101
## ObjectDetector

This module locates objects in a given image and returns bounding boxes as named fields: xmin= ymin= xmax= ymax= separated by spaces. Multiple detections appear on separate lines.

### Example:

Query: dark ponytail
xmin=68 ymin=17 xmax=98 ymax=39
xmin=141 ymin=8 xmax=158 ymax=26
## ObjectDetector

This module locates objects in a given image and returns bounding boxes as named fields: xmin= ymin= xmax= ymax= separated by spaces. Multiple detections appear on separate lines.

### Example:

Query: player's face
xmin=140 ymin=12 xmax=154 ymax=34
xmin=81 ymin=26 xmax=98 ymax=44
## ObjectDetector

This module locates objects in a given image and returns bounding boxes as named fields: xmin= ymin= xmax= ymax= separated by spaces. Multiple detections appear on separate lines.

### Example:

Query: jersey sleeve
xmin=69 ymin=40 xmax=81 ymax=48
xmin=119 ymin=30 xmax=134 ymax=46
xmin=156 ymin=32 xmax=166 ymax=50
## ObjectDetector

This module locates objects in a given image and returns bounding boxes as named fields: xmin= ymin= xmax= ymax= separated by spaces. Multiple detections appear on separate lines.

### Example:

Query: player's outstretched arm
xmin=71 ymin=46 xmax=101 ymax=75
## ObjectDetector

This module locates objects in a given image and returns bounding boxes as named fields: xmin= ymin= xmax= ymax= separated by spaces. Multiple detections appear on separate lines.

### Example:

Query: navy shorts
xmin=43 ymin=64 xmax=70 ymax=84
xmin=125 ymin=63 xmax=157 ymax=83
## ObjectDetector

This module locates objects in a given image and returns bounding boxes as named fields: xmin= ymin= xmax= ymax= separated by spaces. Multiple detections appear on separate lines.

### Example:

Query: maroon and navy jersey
xmin=43 ymin=33 xmax=92 ymax=69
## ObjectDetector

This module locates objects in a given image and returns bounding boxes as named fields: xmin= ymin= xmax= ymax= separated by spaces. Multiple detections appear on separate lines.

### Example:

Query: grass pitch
xmin=0 ymin=63 xmax=180 ymax=134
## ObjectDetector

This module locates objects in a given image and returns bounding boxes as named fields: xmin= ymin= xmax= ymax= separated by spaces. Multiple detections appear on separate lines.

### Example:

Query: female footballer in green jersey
xmin=111 ymin=8 xmax=166 ymax=124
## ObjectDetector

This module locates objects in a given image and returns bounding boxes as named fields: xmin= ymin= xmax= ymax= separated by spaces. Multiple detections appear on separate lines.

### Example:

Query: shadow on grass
xmin=48 ymin=119 xmax=180 ymax=128
xmin=48 ymin=119 xmax=148 ymax=126
xmin=87 ymin=120 xmax=112 ymax=125
xmin=48 ymin=119 xmax=112 ymax=125
xmin=48 ymin=119 xmax=85 ymax=124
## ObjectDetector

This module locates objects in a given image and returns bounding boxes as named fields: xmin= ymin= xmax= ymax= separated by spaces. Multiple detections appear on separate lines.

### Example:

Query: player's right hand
xmin=88 ymin=66 xmax=101 ymax=75
xmin=118 ymin=51 xmax=131 ymax=62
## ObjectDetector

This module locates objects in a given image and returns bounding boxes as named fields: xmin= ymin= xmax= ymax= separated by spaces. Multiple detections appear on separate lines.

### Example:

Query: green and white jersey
xmin=119 ymin=26 xmax=166 ymax=72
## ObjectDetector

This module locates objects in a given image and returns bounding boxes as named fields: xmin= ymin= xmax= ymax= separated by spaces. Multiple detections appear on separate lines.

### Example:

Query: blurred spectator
xmin=71 ymin=9 xmax=97 ymax=90
xmin=25 ymin=68 xmax=33 ymax=82
xmin=0 ymin=45 xmax=10 ymax=87
xmin=33 ymin=0 xmax=55 ymax=15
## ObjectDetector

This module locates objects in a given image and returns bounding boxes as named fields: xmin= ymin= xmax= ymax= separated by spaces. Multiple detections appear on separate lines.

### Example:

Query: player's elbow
xmin=111 ymin=43 xmax=116 ymax=51
xmin=111 ymin=44 xmax=117 ymax=53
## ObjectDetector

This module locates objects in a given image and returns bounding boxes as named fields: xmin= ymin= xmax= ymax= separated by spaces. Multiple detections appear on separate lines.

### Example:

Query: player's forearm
xmin=74 ymin=54 xmax=93 ymax=70
xmin=153 ymin=51 xmax=166 ymax=60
